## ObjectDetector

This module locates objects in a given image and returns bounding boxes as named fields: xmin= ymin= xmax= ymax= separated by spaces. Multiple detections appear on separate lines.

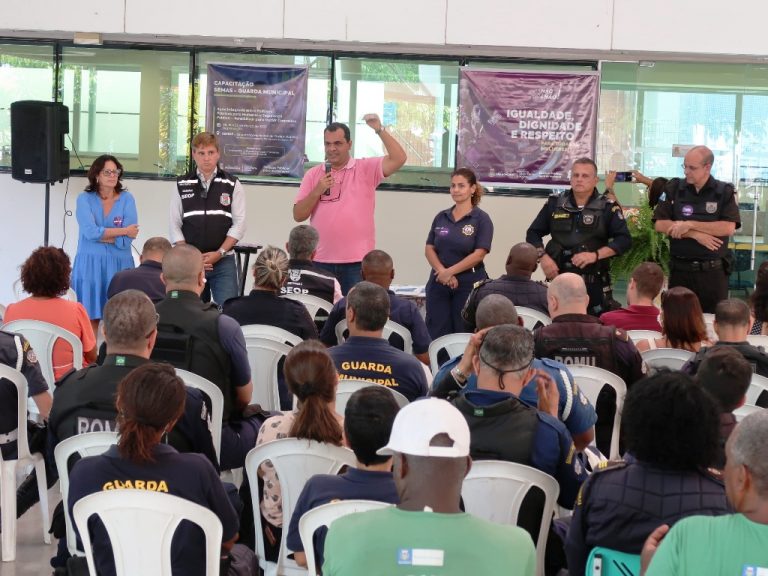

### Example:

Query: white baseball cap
xmin=377 ymin=398 xmax=470 ymax=458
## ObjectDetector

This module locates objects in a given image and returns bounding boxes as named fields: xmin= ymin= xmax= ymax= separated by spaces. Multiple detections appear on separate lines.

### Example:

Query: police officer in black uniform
xmin=527 ymin=158 xmax=632 ymax=316
xmin=653 ymin=145 xmax=740 ymax=313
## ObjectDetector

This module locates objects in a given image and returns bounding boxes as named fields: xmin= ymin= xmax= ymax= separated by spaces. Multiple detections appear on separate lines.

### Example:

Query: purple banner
xmin=457 ymin=69 xmax=599 ymax=186
xmin=206 ymin=63 xmax=308 ymax=177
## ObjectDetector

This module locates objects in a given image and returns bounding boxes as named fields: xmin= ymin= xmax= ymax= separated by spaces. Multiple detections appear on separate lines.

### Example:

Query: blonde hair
xmin=253 ymin=245 xmax=289 ymax=291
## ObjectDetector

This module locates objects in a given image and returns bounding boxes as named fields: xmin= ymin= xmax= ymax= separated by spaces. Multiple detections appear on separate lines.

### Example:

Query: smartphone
xmin=614 ymin=171 xmax=633 ymax=182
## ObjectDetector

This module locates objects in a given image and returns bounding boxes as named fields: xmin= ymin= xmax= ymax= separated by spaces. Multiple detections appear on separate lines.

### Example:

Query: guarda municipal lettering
xmin=102 ymin=479 xmax=169 ymax=492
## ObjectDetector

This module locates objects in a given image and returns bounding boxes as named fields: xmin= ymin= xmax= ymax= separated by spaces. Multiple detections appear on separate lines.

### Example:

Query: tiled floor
xmin=0 ymin=492 xmax=61 ymax=576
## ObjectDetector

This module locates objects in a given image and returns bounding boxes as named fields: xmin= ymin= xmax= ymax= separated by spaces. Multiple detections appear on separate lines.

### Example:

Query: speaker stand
xmin=44 ymin=182 xmax=51 ymax=247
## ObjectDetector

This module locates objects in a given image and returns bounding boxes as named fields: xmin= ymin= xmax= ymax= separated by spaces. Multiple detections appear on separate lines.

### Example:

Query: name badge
xmin=397 ymin=549 xmax=445 ymax=567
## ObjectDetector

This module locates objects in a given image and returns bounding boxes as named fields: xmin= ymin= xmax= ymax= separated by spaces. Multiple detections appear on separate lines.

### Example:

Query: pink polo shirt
xmin=295 ymin=157 xmax=385 ymax=263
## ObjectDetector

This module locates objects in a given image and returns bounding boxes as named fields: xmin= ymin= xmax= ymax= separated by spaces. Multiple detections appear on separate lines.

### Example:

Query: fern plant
xmin=610 ymin=202 xmax=670 ymax=281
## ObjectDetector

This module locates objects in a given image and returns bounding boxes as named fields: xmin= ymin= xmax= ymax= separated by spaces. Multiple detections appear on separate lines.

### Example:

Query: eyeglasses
xmin=145 ymin=313 xmax=160 ymax=339
xmin=682 ymin=164 xmax=708 ymax=172
xmin=101 ymin=169 xmax=121 ymax=177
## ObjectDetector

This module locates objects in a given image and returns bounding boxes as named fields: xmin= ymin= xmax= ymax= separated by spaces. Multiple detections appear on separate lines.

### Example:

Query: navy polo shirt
xmin=286 ymin=468 xmax=398 ymax=568
xmin=68 ymin=444 xmax=238 ymax=576
xmin=328 ymin=336 xmax=428 ymax=401
xmin=319 ymin=290 xmax=431 ymax=354
xmin=107 ymin=260 xmax=166 ymax=302
xmin=426 ymin=206 xmax=493 ymax=269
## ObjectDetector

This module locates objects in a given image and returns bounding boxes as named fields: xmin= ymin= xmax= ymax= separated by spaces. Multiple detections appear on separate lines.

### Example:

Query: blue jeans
xmin=314 ymin=261 xmax=362 ymax=296
xmin=204 ymin=254 xmax=239 ymax=305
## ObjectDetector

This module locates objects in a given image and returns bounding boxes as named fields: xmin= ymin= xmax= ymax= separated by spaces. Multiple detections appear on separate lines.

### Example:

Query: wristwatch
xmin=451 ymin=366 xmax=468 ymax=386
xmin=218 ymin=248 xmax=227 ymax=257
xmin=375 ymin=126 xmax=386 ymax=135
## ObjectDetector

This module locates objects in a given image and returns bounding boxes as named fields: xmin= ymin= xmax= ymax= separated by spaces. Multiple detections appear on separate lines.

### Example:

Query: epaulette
xmin=703 ymin=467 xmax=725 ymax=486
xmin=592 ymin=459 xmax=628 ymax=474
xmin=614 ymin=327 xmax=630 ymax=343
xmin=534 ymin=280 xmax=548 ymax=287
xmin=472 ymin=278 xmax=492 ymax=290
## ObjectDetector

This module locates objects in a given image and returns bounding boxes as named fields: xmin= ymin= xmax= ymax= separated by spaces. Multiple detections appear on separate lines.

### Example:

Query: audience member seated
xmin=533 ymin=273 xmax=644 ymax=455
xmin=565 ymin=371 xmax=729 ymax=576
xmin=68 ymin=364 xmax=243 ymax=576
xmin=222 ymin=245 xmax=317 ymax=340
xmin=107 ymin=236 xmax=171 ymax=302
xmin=323 ymin=398 xmax=536 ymax=576
xmin=462 ymin=242 xmax=549 ymax=330
xmin=320 ymin=250 xmax=431 ymax=365
xmin=328 ymin=282 xmax=428 ymax=402
xmin=287 ymin=385 xmax=400 ymax=569
xmin=642 ymin=411 xmax=768 ymax=575
xmin=600 ymin=262 xmax=663 ymax=331
xmin=450 ymin=324 xmax=587 ymax=510
xmin=635 ymin=286 xmax=711 ymax=353
xmin=281 ymin=224 xmax=342 ymax=305
xmin=250 ymin=340 xmax=344 ymax=561
xmin=432 ymin=294 xmax=596 ymax=451
xmin=154 ymin=245 xmax=260 ymax=471
xmin=4 ymin=246 xmax=97 ymax=379
xmin=1 ymin=328 xmax=53 ymax=522
xmin=749 ymin=260 xmax=768 ymax=335
xmin=684 ymin=298 xmax=768 ymax=407
xmin=695 ymin=347 xmax=752 ymax=468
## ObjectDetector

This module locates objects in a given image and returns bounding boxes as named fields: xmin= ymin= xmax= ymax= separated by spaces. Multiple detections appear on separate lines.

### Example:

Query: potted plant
xmin=610 ymin=202 xmax=670 ymax=282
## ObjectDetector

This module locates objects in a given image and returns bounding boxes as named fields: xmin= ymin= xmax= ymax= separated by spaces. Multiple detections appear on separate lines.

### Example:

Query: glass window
xmin=59 ymin=46 xmax=191 ymax=176
xmin=0 ymin=43 xmax=55 ymax=168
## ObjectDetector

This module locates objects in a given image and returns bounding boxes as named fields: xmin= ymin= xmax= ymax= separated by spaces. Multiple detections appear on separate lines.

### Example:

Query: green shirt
xmin=646 ymin=514 xmax=768 ymax=575
xmin=323 ymin=506 xmax=536 ymax=576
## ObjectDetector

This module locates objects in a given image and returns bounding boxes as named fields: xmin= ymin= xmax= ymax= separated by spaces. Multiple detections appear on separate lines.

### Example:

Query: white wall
xmin=0 ymin=173 xmax=545 ymax=306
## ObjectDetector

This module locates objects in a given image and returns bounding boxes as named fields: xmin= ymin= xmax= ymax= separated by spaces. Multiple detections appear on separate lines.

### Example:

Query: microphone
xmin=323 ymin=161 xmax=332 ymax=195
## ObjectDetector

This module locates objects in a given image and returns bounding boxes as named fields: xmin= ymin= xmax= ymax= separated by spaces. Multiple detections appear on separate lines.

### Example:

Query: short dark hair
xmin=696 ymin=347 xmax=752 ymax=412
xmin=325 ymin=122 xmax=351 ymax=141
xmin=631 ymin=262 xmax=664 ymax=299
xmin=715 ymin=298 xmax=751 ymax=327
xmin=86 ymin=154 xmax=124 ymax=193
xmin=103 ymin=290 xmax=158 ymax=350
xmin=475 ymin=294 xmax=518 ymax=330
xmin=572 ymin=157 xmax=598 ymax=176
xmin=142 ymin=237 xmax=172 ymax=257
xmin=20 ymin=246 xmax=71 ymax=298
xmin=623 ymin=370 xmax=720 ymax=470
xmin=347 ymin=281 xmax=390 ymax=331
xmin=344 ymin=386 xmax=400 ymax=465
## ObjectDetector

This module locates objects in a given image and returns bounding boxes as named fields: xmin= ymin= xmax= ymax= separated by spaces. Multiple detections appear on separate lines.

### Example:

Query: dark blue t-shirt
xmin=68 ymin=444 xmax=238 ymax=576
xmin=286 ymin=468 xmax=398 ymax=569
xmin=319 ymin=291 xmax=431 ymax=354
xmin=426 ymin=206 xmax=493 ymax=268
xmin=329 ymin=336 xmax=428 ymax=402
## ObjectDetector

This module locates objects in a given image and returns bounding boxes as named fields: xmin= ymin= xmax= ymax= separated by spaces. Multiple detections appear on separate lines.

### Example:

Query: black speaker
xmin=11 ymin=100 xmax=70 ymax=183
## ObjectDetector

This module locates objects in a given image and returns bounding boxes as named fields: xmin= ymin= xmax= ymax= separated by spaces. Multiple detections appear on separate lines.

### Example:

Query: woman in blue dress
xmin=71 ymin=155 xmax=138 ymax=334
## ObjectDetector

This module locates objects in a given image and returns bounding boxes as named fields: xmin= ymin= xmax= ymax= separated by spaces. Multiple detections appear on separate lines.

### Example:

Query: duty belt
xmin=0 ymin=429 xmax=18 ymax=445
xmin=672 ymin=257 xmax=722 ymax=272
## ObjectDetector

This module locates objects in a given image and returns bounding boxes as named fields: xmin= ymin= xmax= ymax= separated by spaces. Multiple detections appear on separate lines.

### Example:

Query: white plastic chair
xmin=245 ymin=438 xmax=356 ymax=576
xmin=747 ymin=373 xmax=768 ymax=406
xmin=734 ymin=403 xmax=764 ymax=422
xmin=53 ymin=431 xmax=118 ymax=556
xmin=626 ymin=330 xmax=663 ymax=345
xmin=283 ymin=293 xmax=333 ymax=322
xmin=640 ymin=348 xmax=694 ymax=371
xmin=516 ymin=306 xmax=552 ymax=330
xmin=241 ymin=324 xmax=302 ymax=410
xmin=0 ymin=364 xmax=51 ymax=562
xmin=462 ymin=460 xmax=559 ymax=576
xmin=334 ymin=319 xmax=414 ymax=354
xmin=72 ymin=489 xmax=223 ymax=576
xmin=335 ymin=379 xmax=410 ymax=416
xmin=299 ymin=499 xmax=392 ymax=576
xmin=567 ymin=365 xmax=628 ymax=460
xmin=12 ymin=279 xmax=76 ymax=302
xmin=0 ymin=303 xmax=5 ymax=322
xmin=175 ymin=369 xmax=223 ymax=464
xmin=428 ymin=333 xmax=472 ymax=375
xmin=747 ymin=334 xmax=768 ymax=348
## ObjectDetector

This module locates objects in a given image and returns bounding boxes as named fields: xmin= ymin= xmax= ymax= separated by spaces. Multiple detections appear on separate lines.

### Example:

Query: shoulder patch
xmin=593 ymin=459 xmax=628 ymax=474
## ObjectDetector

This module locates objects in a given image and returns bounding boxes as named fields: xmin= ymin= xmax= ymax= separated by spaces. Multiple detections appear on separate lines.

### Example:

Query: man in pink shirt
xmin=293 ymin=113 xmax=407 ymax=294
xmin=600 ymin=262 xmax=664 ymax=331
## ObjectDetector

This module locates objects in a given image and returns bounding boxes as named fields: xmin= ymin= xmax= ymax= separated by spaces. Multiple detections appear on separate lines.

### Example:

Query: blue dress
xmin=71 ymin=190 xmax=137 ymax=319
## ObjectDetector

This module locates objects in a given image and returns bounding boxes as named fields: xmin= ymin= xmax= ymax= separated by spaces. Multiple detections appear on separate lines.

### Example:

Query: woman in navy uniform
xmin=424 ymin=168 xmax=493 ymax=339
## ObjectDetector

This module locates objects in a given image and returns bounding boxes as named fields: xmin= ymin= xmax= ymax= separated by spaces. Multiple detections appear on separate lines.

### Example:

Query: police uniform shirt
xmin=652 ymin=176 xmax=740 ymax=260
xmin=281 ymin=259 xmax=341 ymax=304
xmin=476 ymin=275 xmax=549 ymax=316
xmin=68 ymin=444 xmax=238 ymax=576
xmin=320 ymin=291 xmax=432 ymax=355
xmin=222 ymin=289 xmax=318 ymax=340
xmin=426 ymin=206 xmax=494 ymax=269
xmin=328 ymin=336 xmax=429 ymax=402
xmin=286 ymin=468 xmax=399 ymax=568
xmin=461 ymin=388 xmax=587 ymax=508
xmin=525 ymin=189 xmax=631 ymax=258
xmin=431 ymin=355 xmax=597 ymax=438
xmin=107 ymin=260 xmax=166 ymax=302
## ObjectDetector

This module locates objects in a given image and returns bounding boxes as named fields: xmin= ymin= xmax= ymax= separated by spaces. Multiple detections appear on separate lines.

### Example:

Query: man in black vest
xmin=154 ymin=244 xmax=259 ymax=470
xmin=653 ymin=145 xmax=740 ymax=313
xmin=170 ymin=131 xmax=246 ymax=305
xmin=281 ymin=224 xmax=342 ymax=305
xmin=534 ymin=273 xmax=644 ymax=455
xmin=526 ymin=158 xmax=631 ymax=315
